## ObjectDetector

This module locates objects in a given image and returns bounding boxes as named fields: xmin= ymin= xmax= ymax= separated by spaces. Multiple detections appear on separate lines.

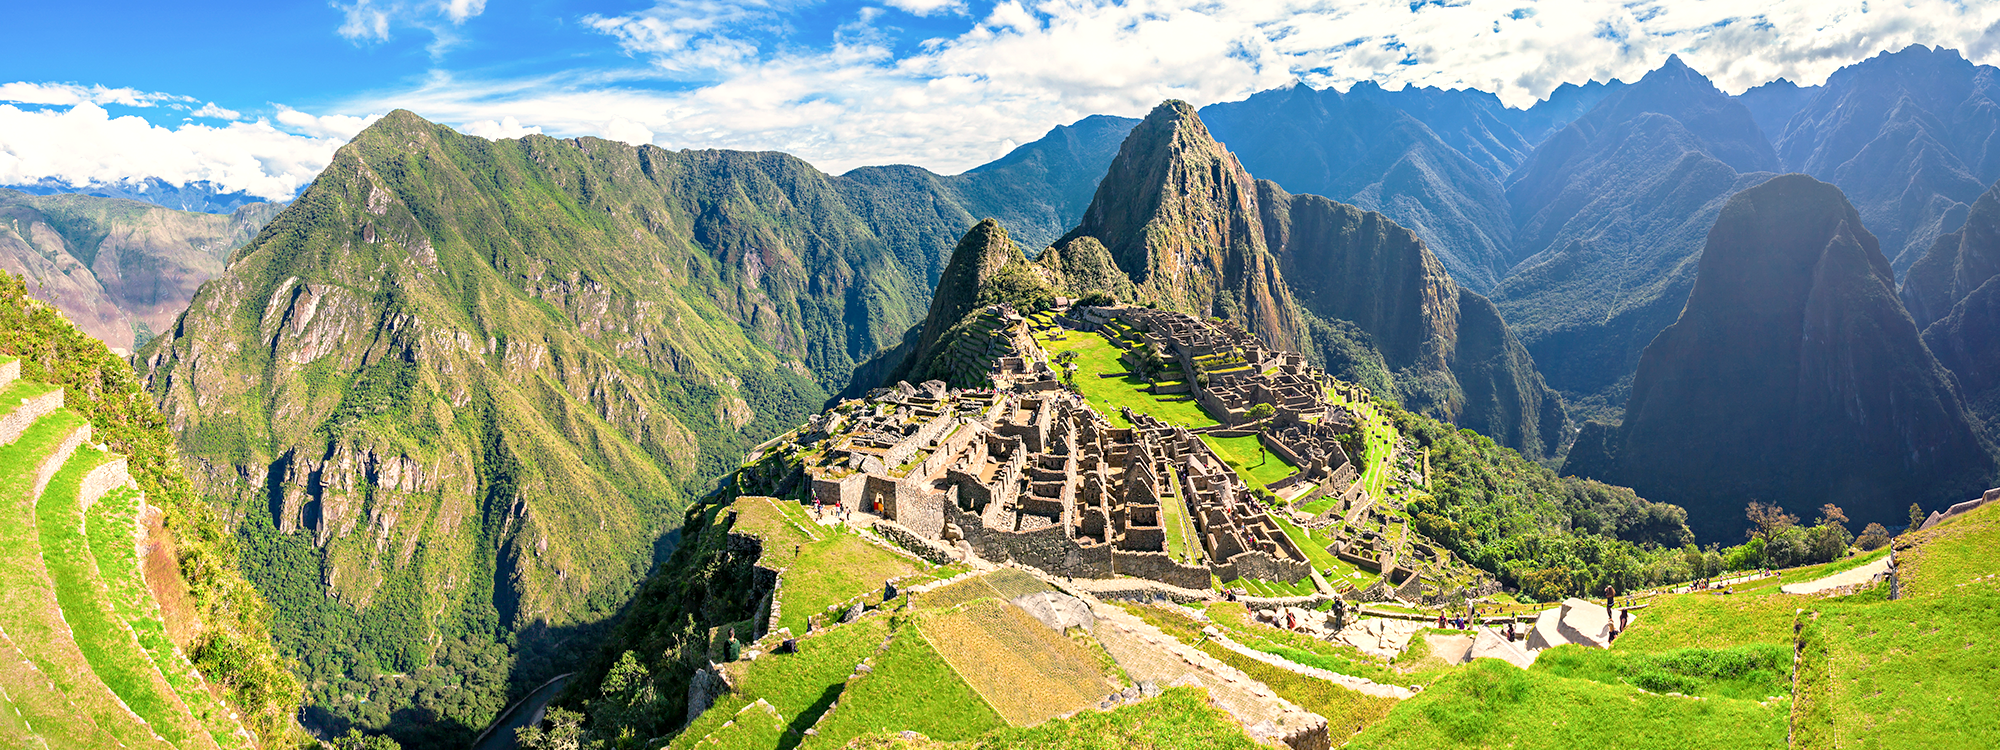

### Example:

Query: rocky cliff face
xmin=1044 ymin=101 xmax=1566 ymax=459
xmin=0 ymin=190 xmax=279 ymax=352
xmin=1906 ymin=178 xmax=2000 ymax=432
xmin=1055 ymin=101 xmax=1304 ymax=350
xmin=1567 ymin=174 xmax=1995 ymax=539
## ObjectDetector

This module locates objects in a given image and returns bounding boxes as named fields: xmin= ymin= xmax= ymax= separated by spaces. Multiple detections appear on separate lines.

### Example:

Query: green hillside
xmin=0 ymin=273 xmax=297 ymax=747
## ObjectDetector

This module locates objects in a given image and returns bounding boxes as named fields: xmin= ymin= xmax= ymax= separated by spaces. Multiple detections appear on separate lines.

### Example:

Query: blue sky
xmin=4 ymin=0 xmax=1999 ymax=200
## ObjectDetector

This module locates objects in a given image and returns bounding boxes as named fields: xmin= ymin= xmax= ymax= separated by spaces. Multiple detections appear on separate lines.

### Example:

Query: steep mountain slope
xmin=1503 ymin=79 xmax=1629 ymax=145
xmin=1201 ymin=84 xmax=1519 ymax=291
xmin=0 ymin=273 xmax=300 ymax=745
xmin=1044 ymin=101 xmax=1566 ymax=458
xmin=1775 ymin=45 xmax=2000 ymax=276
xmin=886 ymin=219 xmax=1052 ymax=386
xmin=1907 ymin=179 xmax=2000 ymax=432
xmin=1566 ymin=175 xmax=1995 ymax=540
xmin=1493 ymin=57 xmax=1777 ymax=421
xmin=1343 ymin=81 xmax=1537 ymax=178
xmin=0 ymin=190 xmax=280 ymax=352
xmin=1733 ymin=79 xmax=1821 ymax=144
xmin=944 ymin=114 xmax=1140 ymax=251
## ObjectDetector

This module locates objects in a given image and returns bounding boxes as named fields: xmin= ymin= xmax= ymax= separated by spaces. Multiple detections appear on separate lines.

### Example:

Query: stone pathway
xmin=1088 ymin=603 xmax=1328 ymax=749
xmin=1205 ymin=629 xmax=1415 ymax=699
xmin=1781 ymin=555 xmax=1893 ymax=595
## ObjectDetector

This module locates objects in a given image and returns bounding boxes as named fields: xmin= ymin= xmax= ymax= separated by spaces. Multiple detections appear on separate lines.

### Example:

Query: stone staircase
xmin=0 ymin=356 xmax=254 ymax=750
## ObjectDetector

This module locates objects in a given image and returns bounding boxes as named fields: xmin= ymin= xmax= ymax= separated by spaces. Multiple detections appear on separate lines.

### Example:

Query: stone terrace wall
xmin=77 ymin=456 xmax=130 ymax=511
xmin=1111 ymin=549 xmax=1210 ymax=589
xmin=871 ymin=519 xmax=958 ymax=565
xmin=947 ymin=504 xmax=1112 ymax=578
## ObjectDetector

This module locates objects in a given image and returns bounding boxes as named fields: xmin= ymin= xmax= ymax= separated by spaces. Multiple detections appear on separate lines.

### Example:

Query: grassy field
xmin=669 ymin=617 xmax=893 ymax=750
xmin=918 ymin=598 xmax=1116 ymax=726
xmin=847 ymin=687 xmax=1262 ymax=749
xmin=731 ymin=497 xmax=925 ymax=635
xmin=1797 ymin=596 xmax=2000 ymax=749
xmin=1199 ymin=435 xmax=1297 ymax=489
xmin=1612 ymin=590 xmax=1800 ymax=652
xmin=802 ymin=623 xmax=1006 ymax=749
xmin=1268 ymin=513 xmax=1372 ymax=586
xmin=1531 ymin=643 xmax=1791 ymax=700
xmin=1897 ymin=503 xmax=2000 ymax=598
xmin=1202 ymin=604 xmax=1410 ymax=686
xmin=914 ymin=569 xmax=1053 ymax=612
xmin=1158 ymin=466 xmax=1201 ymax=565
xmin=1346 ymin=659 xmax=1787 ymax=749
xmin=1032 ymin=330 xmax=1217 ymax=429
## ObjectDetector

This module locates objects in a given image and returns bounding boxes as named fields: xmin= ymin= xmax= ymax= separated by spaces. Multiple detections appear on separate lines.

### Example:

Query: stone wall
xmin=871 ymin=519 xmax=958 ymax=565
xmin=0 ymin=385 xmax=63 ymax=445
xmin=1110 ymin=549 xmax=1210 ymax=589
xmin=948 ymin=504 xmax=1112 ymax=579
xmin=1215 ymin=549 xmax=1312 ymax=584
xmin=77 ymin=456 xmax=130 ymax=511
xmin=810 ymin=471 xmax=866 ymax=512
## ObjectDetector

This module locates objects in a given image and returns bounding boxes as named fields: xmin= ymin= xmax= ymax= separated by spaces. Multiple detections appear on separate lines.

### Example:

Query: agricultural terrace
xmin=1030 ymin=327 xmax=1216 ymax=429
xmin=1199 ymin=434 xmax=1298 ymax=490
xmin=1326 ymin=384 xmax=1401 ymax=499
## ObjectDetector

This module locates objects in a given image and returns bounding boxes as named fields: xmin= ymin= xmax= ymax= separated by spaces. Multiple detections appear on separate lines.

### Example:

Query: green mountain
xmin=1566 ymin=174 xmax=1996 ymax=540
xmin=0 ymin=189 xmax=280 ymax=352
xmin=0 ymin=272 xmax=300 ymax=746
xmin=136 ymin=108 xmax=1131 ymax=746
xmin=1042 ymin=101 xmax=1566 ymax=459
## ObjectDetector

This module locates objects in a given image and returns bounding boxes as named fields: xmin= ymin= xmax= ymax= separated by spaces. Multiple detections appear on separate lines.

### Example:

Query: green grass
xmin=669 ymin=617 xmax=892 ymax=750
xmin=731 ymin=497 xmax=923 ymax=635
xmin=1198 ymin=435 xmax=1297 ymax=489
xmin=1531 ymin=643 xmax=1791 ymax=700
xmin=1326 ymin=387 xmax=1398 ymax=499
xmin=1203 ymin=605 xmax=1410 ymax=686
xmin=1797 ymin=596 xmax=2000 ymax=749
xmin=1033 ymin=330 xmax=1216 ymax=429
xmin=917 ymin=598 xmax=1117 ymax=726
xmin=0 ymin=409 xmax=168 ymax=750
xmin=801 ymin=623 xmax=1005 ymax=749
xmin=36 ymin=446 xmax=201 ymax=748
xmin=847 ymin=686 xmax=1261 ymax=750
xmin=1268 ymin=513 xmax=1366 ymax=582
xmin=1233 ymin=576 xmax=1316 ymax=597
xmin=1611 ymin=590 xmax=1800 ymax=652
xmin=1348 ymin=660 xmax=1787 ymax=749
xmin=1157 ymin=466 xmax=1201 ymax=566
xmin=1898 ymin=502 xmax=2000 ymax=598
xmin=87 ymin=485 xmax=248 ymax=748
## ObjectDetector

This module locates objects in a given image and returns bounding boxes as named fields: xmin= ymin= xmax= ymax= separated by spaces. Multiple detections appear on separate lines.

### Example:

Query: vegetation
xmin=1199 ymin=435 xmax=1296 ymax=489
xmin=847 ymin=687 xmax=1260 ymax=750
xmin=802 ymin=623 xmax=1006 ymax=748
xmin=0 ymin=273 xmax=301 ymax=741
xmin=1033 ymin=329 xmax=1216 ymax=428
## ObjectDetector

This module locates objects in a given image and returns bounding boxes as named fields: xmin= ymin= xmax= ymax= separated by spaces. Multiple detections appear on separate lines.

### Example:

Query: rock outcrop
xmin=1567 ymin=174 xmax=1996 ymax=539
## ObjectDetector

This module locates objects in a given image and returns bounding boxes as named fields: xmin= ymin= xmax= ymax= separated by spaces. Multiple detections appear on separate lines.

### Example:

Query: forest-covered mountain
xmin=1565 ymin=175 xmax=1995 ymax=539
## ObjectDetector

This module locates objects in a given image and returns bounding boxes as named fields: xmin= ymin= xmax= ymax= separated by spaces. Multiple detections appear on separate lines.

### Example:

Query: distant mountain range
xmin=2 ymin=177 xmax=281 ymax=214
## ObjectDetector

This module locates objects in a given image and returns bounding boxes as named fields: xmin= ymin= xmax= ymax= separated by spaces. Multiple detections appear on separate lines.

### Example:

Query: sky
xmin=3 ymin=0 xmax=2000 ymax=201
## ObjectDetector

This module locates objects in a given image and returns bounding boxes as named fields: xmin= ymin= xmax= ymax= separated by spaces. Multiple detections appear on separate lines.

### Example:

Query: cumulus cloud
xmin=0 ymin=102 xmax=367 ymax=201
xmin=602 ymin=117 xmax=655 ymax=145
xmin=188 ymin=102 xmax=241 ymax=120
xmin=0 ymin=81 xmax=193 ymax=108
xmin=333 ymin=0 xmax=486 ymax=50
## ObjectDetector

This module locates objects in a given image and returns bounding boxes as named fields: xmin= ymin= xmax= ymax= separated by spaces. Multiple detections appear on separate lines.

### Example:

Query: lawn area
xmin=1531 ymin=643 xmax=1792 ymax=700
xmin=1158 ymin=466 xmax=1202 ymax=566
xmin=1269 ymin=513 xmax=1370 ymax=586
xmin=1032 ymin=330 xmax=1216 ymax=429
xmin=1897 ymin=501 xmax=2000 ymax=598
xmin=802 ymin=623 xmax=1006 ymax=749
xmin=1794 ymin=595 xmax=2000 ymax=749
xmin=847 ymin=687 xmax=1262 ymax=750
xmin=730 ymin=496 xmax=925 ymax=635
xmin=668 ymin=617 xmax=893 ymax=750
xmin=1612 ymin=590 xmax=1799 ymax=652
xmin=1199 ymin=434 xmax=1297 ymax=489
xmin=1204 ymin=604 xmax=1409 ymax=686
xmin=917 ymin=598 xmax=1116 ymax=726
xmin=1347 ymin=660 xmax=1787 ymax=750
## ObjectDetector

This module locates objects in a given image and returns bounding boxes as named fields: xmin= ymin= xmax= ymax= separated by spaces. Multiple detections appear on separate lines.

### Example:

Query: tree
xmin=1909 ymin=503 xmax=1927 ymax=531
xmin=517 ymin=708 xmax=585 ymax=750
xmin=1246 ymin=403 xmax=1276 ymax=423
xmin=1855 ymin=523 xmax=1891 ymax=551
xmin=1817 ymin=503 xmax=1849 ymax=529
xmin=327 ymin=730 xmax=401 ymax=750
xmin=1745 ymin=501 xmax=1798 ymax=541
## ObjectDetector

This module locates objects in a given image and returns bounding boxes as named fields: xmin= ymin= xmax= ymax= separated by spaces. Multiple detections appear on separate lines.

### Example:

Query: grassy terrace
xmin=730 ymin=497 xmax=928 ymax=635
xmin=802 ymin=622 xmax=1005 ymax=749
xmin=1198 ymin=434 xmax=1297 ymax=489
xmin=1327 ymin=386 xmax=1399 ymax=499
xmin=1158 ymin=465 xmax=1201 ymax=566
xmin=1030 ymin=328 xmax=1216 ymax=429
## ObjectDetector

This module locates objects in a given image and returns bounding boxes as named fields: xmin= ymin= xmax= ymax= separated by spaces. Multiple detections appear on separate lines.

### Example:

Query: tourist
xmin=1436 ymin=612 xmax=1447 ymax=629
xmin=1603 ymin=584 xmax=1615 ymax=612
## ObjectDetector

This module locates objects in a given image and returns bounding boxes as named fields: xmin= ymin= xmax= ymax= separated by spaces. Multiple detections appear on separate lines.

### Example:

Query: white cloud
xmin=0 ymin=102 xmax=359 ymax=200
xmin=274 ymin=107 xmax=380 ymax=140
xmin=884 ymin=0 xmax=965 ymax=17
xmin=189 ymin=102 xmax=242 ymax=120
xmin=602 ymin=117 xmax=655 ymax=146
xmin=0 ymin=81 xmax=193 ymax=108
xmin=461 ymin=115 xmax=543 ymax=140
xmin=439 ymin=0 xmax=485 ymax=24
xmin=335 ymin=0 xmax=392 ymax=42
